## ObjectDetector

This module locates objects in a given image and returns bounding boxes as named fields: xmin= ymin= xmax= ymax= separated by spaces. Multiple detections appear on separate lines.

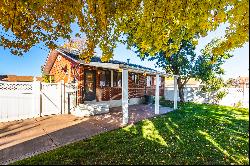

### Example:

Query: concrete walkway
xmin=0 ymin=104 xmax=173 ymax=165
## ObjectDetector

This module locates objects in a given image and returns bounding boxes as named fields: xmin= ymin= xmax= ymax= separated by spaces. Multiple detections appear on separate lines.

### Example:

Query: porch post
xmin=111 ymin=70 xmax=114 ymax=87
xmin=163 ymin=76 xmax=167 ymax=99
xmin=155 ymin=74 xmax=160 ymax=114
xmin=122 ymin=68 xmax=129 ymax=124
xmin=174 ymin=75 xmax=178 ymax=110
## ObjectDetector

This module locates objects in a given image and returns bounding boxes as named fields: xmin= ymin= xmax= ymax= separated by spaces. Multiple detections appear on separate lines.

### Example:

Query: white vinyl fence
xmin=0 ymin=80 xmax=77 ymax=122
xmin=219 ymin=88 xmax=249 ymax=108
xmin=165 ymin=86 xmax=249 ymax=108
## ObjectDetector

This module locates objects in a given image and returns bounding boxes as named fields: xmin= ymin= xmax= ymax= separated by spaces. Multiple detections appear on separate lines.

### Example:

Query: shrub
xmin=234 ymin=100 xmax=243 ymax=108
xmin=42 ymin=75 xmax=54 ymax=83
xmin=213 ymin=90 xmax=228 ymax=104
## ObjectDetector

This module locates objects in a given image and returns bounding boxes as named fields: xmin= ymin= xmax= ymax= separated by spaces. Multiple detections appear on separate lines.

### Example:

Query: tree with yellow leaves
xmin=0 ymin=0 xmax=248 ymax=62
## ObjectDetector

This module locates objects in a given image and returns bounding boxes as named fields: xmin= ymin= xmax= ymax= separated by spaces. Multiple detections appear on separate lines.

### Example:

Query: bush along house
xmin=42 ymin=48 xmax=167 ymax=122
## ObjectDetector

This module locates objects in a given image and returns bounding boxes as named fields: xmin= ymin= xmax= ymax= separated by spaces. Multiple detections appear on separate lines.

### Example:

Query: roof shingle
xmin=57 ymin=48 xmax=157 ymax=72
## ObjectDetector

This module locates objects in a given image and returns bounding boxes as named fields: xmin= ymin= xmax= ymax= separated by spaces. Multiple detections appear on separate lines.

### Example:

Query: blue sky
xmin=0 ymin=24 xmax=248 ymax=80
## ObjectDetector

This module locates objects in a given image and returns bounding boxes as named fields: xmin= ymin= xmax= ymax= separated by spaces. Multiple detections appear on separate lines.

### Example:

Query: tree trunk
xmin=177 ymin=78 xmax=185 ymax=102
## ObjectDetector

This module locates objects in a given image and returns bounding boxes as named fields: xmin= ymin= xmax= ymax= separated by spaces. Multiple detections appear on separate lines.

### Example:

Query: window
xmin=153 ymin=76 xmax=156 ymax=86
xmin=131 ymin=73 xmax=139 ymax=84
xmin=147 ymin=76 xmax=152 ymax=86
xmin=135 ymin=74 xmax=139 ymax=84
xmin=113 ymin=71 xmax=122 ymax=87
xmin=99 ymin=70 xmax=111 ymax=87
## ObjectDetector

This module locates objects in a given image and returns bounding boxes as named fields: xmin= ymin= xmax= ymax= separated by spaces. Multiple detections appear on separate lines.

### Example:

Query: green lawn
xmin=13 ymin=102 xmax=249 ymax=165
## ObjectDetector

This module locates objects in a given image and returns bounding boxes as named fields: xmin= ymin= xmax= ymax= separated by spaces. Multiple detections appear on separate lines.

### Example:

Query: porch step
xmin=71 ymin=107 xmax=91 ymax=117
xmin=93 ymin=104 xmax=109 ymax=115
xmin=74 ymin=103 xmax=109 ymax=117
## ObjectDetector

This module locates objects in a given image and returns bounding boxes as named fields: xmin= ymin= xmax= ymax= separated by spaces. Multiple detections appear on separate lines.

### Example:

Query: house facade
xmin=42 ymin=48 xmax=165 ymax=107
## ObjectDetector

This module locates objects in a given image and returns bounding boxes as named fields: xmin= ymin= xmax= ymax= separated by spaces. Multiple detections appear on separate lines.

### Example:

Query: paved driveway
xmin=0 ymin=104 xmax=172 ymax=164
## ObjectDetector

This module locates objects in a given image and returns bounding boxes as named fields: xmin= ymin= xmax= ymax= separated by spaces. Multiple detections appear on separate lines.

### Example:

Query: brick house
xmin=237 ymin=76 xmax=249 ymax=88
xmin=42 ymin=48 xmax=166 ymax=108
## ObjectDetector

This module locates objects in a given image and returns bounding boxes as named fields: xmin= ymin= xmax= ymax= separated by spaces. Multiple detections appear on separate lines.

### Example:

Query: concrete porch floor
xmin=0 ymin=104 xmax=173 ymax=165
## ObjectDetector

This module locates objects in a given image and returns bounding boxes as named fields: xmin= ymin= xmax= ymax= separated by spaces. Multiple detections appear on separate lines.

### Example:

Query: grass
xmin=13 ymin=102 xmax=249 ymax=165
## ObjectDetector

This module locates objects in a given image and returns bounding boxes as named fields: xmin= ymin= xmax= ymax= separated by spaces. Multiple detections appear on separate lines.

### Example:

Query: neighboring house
xmin=0 ymin=75 xmax=42 ymax=82
xmin=227 ymin=76 xmax=249 ymax=88
xmin=42 ymin=48 xmax=165 ymax=107
xmin=238 ymin=76 xmax=249 ymax=88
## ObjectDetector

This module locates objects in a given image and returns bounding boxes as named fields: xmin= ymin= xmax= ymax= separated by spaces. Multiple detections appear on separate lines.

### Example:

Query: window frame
xmin=131 ymin=73 xmax=139 ymax=85
xmin=146 ymin=75 xmax=152 ymax=87
xmin=113 ymin=71 xmax=122 ymax=87
xmin=99 ymin=70 xmax=111 ymax=87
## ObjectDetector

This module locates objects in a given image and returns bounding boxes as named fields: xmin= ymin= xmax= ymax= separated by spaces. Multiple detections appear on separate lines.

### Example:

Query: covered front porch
xmin=74 ymin=61 xmax=179 ymax=124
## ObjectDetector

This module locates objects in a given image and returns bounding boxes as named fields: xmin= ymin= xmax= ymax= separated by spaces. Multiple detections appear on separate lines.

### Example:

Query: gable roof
xmin=57 ymin=48 xmax=158 ymax=72
xmin=43 ymin=48 xmax=166 ymax=75
xmin=42 ymin=50 xmax=60 ymax=75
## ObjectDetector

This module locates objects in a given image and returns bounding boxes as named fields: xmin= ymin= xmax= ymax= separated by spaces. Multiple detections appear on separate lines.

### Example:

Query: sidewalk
xmin=0 ymin=104 xmax=173 ymax=165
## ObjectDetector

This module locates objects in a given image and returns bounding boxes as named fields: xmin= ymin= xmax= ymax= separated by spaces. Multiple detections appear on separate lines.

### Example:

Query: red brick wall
xmin=94 ymin=71 xmax=165 ymax=101
xmin=49 ymin=53 xmax=78 ymax=83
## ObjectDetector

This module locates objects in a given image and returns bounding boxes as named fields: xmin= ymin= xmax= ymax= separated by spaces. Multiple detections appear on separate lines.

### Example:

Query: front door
xmin=84 ymin=70 xmax=96 ymax=101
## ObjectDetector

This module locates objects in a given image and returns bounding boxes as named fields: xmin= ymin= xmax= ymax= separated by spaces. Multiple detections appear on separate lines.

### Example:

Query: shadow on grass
xmin=12 ymin=102 xmax=249 ymax=165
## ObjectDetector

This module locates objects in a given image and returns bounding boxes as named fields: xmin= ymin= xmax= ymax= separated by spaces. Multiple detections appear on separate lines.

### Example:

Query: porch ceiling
xmin=84 ymin=62 xmax=120 ymax=70
xmin=82 ymin=62 xmax=168 ymax=76
xmin=119 ymin=64 xmax=167 ymax=76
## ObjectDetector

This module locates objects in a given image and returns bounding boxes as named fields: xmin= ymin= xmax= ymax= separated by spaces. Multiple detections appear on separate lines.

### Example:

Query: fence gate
xmin=41 ymin=82 xmax=63 ymax=116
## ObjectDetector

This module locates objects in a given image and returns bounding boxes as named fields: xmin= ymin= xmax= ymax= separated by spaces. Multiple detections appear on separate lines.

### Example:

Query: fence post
xmin=164 ymin=77 xmax=167 ymax=99
xmin=75 ymin=83 xmax=78 ymax=106
xmin=68 ymin=92 xmax=71 ymax=114
xmin=63 ymin=80 xmax=66 ymax=114
xmin=60 ymin=80 xmax=64 ymax=114
xmin=33 ymin=81 xmax=41 ymax=117
xmin=243 ymin=83 xmax=246 ymax=99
